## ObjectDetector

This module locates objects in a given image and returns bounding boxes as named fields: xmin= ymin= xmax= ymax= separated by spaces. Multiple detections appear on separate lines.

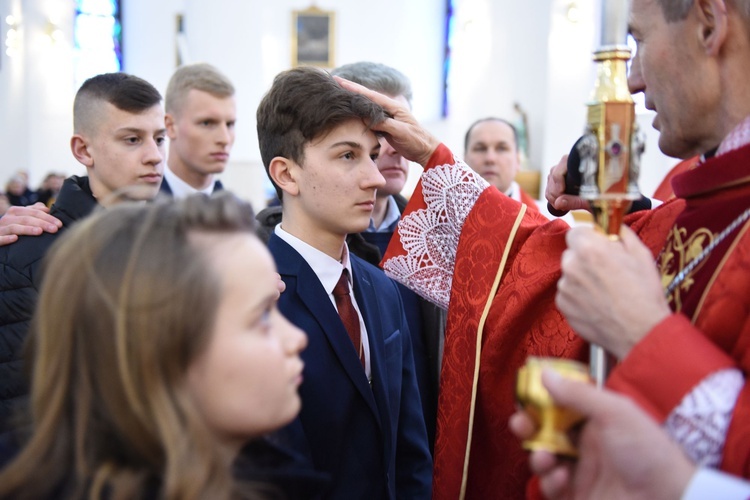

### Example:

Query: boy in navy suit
xmin=256 ymin=67 xmax=432 ymax=499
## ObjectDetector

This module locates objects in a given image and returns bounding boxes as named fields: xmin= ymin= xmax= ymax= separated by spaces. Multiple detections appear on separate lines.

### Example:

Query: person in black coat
xmin=0 ymin=72 xmax=166 ymax=431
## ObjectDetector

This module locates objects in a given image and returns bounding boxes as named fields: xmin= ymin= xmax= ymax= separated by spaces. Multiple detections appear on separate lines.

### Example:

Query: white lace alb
xmin=665 ymin=368 xmax=744 ymax=467
xmin=383 ymin=158 xmax=488 ymax=310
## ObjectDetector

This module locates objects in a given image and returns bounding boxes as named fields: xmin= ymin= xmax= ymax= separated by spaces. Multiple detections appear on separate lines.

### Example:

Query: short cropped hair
xmin=73 ymin=73 xmax=162 ymax=134
xmin=165 ymin=63 xmax=235 ymax=115
xmin=657 ymin=0 xmax=750 ymax=21
xmin=656 ymin=0 xmax=693 ymax=20
xmin=464 ymin=117 xmax=519 ymax=153
xmin=256 ymin=66 xmax=387 ymax=199
xmin=330 ymin=61 xmax=413 ymax=105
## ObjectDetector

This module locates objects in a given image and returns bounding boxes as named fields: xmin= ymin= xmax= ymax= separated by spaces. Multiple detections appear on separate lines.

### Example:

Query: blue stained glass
xmin=74 ymin=15 xmax=115 ymax=50
xmin=74 ymin=0 xmax=122 ymax=88
xmin=442 ymin=0 xmax=455 ymax=118
xmin=77 ymin=0 xmax=116 ymax=16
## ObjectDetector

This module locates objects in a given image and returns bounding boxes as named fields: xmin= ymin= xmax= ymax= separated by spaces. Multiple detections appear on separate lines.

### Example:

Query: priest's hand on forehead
xmin=334 ymin=76 xmax=440 ymax=167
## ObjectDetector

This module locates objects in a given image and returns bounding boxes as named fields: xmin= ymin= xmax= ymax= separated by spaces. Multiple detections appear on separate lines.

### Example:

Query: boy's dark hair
xmin=256 ymin=66 xmax=387 ymax=199
xmin=74 ymin=73 xmax=163 ymax=134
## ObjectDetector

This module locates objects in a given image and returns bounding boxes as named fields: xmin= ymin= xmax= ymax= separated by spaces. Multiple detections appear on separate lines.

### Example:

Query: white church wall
xmin=0 ymin=0 xmax=677 ymax=208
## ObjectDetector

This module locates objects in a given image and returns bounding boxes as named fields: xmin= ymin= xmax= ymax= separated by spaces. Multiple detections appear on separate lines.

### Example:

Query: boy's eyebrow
xmin=193 ymin=113 xmax=232 ymax=121
xmin=329 ymin=140 xmax=366 ymax=150
xmin=115 ymin=126 xmax=167 ymax=135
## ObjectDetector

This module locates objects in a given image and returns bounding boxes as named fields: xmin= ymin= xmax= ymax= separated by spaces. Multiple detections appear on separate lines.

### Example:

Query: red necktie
xmin=332 ymin=269 xmax=365 ymax=368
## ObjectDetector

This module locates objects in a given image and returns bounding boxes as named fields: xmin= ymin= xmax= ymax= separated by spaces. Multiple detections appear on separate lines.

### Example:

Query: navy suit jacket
xmin=268 ymin=234 xmax=432 ymax=500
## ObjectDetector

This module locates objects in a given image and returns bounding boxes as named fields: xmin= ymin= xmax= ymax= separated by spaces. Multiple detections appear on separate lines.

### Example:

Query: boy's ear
xmin=165 ymin=113 xmax=177 ymax=140
xmin=269 ymin=157 xmax=300 ymax=197
xmin=70 ymin=135 xmax=95 ymax=168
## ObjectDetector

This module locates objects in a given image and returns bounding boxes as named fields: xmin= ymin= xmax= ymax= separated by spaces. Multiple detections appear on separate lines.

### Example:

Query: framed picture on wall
xmin=292 ymin=6 xmax=335 ymax=68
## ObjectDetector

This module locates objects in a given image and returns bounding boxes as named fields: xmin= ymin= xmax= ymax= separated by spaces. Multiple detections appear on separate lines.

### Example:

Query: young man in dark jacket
xmin=0 ymin=72 xmax=166 ymax=430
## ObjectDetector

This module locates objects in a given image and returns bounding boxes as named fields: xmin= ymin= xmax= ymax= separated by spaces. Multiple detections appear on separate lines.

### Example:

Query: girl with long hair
xmin=0 ymin=193 xmax=309 ymax=499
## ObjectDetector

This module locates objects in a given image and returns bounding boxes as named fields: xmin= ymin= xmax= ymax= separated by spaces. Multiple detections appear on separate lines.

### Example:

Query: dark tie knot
xmin=333 ymin=269 xmax=351 ymax=297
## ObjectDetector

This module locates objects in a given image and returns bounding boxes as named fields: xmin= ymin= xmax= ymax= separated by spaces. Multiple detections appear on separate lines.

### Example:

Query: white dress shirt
xmin=275 ymin=224 xmax=371 ymax=379
xmin=682 ymin=468 xmax=750 ymax=500
xmin=163 ymin=165 xmax=218 ymax=199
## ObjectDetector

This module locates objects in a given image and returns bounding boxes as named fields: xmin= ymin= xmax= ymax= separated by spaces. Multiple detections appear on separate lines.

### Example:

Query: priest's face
xmin=628 ymin=0 xmax=724 ymax=159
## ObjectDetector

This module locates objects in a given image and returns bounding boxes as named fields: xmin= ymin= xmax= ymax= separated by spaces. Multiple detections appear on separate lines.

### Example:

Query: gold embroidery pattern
xmin=660 ymin=225 xmax=714 ymax=311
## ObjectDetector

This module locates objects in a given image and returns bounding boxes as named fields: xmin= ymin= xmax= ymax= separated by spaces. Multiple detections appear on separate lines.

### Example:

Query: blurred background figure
xmin=464 ymin=117 xmax=539 ymax=212
xmin=35 ymin=172 xmax=65 ymax=208
xmin=5 ymin=174 xmax=38 ymax=207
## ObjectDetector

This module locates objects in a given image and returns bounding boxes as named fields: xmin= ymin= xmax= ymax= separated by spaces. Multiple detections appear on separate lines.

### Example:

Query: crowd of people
xmin=0 ymin=0 xmax=750 ymax=498
xmin=0 ymin=172 xmax=65 ymax=217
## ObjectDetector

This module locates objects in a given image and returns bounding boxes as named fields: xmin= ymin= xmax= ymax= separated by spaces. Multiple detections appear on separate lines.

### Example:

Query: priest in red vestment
xmin=336 ymin=0 xmax=750 ymax=497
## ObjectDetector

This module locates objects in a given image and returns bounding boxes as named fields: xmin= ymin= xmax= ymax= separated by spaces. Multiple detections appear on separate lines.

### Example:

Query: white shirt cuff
xmin=681 ymin=468 xmax=750 ymax=500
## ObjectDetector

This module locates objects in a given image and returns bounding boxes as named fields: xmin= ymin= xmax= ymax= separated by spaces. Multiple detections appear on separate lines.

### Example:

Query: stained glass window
xmin=74 ymin=0 xmax=122 ymax=88
xmin=442 ymin=0 xmax=456 ymax=117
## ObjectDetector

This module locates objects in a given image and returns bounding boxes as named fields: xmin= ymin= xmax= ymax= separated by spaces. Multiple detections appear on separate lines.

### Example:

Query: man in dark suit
xmin=161 ymin=63 xmax=235 ymax=198
xmin=256 ymin=66 xmax=432 ymax=499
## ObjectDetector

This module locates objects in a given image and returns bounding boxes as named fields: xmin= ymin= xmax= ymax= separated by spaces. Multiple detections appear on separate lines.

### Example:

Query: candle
xmin=600 ymin=0 xmax=629 ymax=46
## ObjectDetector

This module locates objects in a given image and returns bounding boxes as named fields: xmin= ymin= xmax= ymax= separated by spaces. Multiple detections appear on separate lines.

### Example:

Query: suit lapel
xmin=270 ymin=235 xmax=380 ymax=419
xmin=351 ymin=258 xmax=393 ymax=445
xmin=159 ymin=178 xmax=173 ymax=195
xmin=352 ymin=259 xmax=386 ymax=382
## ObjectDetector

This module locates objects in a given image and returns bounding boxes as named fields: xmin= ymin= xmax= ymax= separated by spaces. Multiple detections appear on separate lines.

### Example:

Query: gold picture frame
xmin=291 ymin=6 xmax=335 ymax=68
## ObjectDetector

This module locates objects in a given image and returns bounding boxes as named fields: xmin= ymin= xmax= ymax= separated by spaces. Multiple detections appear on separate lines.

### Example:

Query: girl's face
xmin=186 ymin=234 xmax=306 ymax=449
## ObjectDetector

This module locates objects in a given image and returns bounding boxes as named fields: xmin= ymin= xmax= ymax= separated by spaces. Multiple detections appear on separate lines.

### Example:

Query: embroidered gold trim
xmin=661 ymin=225 xmax=714 ymax=311
xmin=692 ymin=219 xmax=750 ymax=322
xmin=459 ymin=203 xmax=527 ymax=500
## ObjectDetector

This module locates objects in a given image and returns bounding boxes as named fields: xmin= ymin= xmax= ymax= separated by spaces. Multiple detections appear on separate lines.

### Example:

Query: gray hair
xmin=331 ymin=61 xmax=413 ymax=105
xmin=658 ymin=0 xmax=750 ymax=21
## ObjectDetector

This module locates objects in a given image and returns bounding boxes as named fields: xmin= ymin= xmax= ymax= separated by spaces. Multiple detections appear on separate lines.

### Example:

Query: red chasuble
xmin=382 ymin=144 xmax=691 ymax=499
xmin=518 ymin=186 xmax=540 ymax=212
xmin=652 ymin=155 xmax=699 ymax=202
xmin=608 ymin=143 xmax=750 ymax=479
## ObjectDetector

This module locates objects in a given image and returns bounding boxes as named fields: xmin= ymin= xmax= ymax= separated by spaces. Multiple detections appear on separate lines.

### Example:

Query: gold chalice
xmin=516 ymin=356 xmax=591 ymax=457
